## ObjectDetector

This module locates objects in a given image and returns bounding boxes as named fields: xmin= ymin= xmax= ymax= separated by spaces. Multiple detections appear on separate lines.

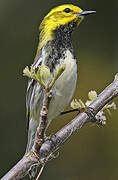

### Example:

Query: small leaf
xmin=78 ymin=99 xmax=86 ymax=108
xmin=37 ymin=66 xmax=50 ymax=85
xmin=106 ymin=109 xmax=112 ymax=116
xmin=85 ymin=100 xmax=92 ymax=106
xmin=88 ymin=90 xmax=97 ymax=101
xmin=71 ymin=99 xmax=85 ymax=109
xmin=23 ymin=66 xmax=32 ymax=78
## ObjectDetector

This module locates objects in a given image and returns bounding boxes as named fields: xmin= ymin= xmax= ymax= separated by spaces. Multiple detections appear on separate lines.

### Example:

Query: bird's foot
xmin=60 ymin=107 xmax=95 ymax=120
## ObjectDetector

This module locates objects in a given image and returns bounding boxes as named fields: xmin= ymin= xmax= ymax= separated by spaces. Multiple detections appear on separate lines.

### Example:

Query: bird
xmin=25 ymin=4 xmax=95 ymax=153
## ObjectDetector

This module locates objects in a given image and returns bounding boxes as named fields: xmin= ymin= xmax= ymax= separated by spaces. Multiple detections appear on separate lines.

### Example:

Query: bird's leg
xmin=60 ymin=107 xmax=95 ymax=120
xmin=60 ymin=108 xmax=81 ymax=115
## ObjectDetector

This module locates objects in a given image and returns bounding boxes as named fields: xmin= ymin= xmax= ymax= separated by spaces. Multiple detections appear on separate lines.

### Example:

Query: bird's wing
xmin=26 ymin=45 xmax=54 ymax=131
xmin=26 ymin=79 xmax=35 ymax=131
xmin=26 ymin=49 xmax=45 ymax=131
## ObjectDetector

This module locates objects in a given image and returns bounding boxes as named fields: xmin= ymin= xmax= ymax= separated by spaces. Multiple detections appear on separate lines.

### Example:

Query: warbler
xmin=26 ymin=4 xmax=95 ymax=153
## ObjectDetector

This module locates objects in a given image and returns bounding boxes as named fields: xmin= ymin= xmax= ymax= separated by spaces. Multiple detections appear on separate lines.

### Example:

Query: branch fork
xmin=1 ymin=72 xmax=118 ymax=180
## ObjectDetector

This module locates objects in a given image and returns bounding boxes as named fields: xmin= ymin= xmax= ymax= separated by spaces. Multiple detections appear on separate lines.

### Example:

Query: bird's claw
xmin=79 ymin=107 xmax=96 ymax=120
xmin=60 ymin=107 xmax=96 ymax=120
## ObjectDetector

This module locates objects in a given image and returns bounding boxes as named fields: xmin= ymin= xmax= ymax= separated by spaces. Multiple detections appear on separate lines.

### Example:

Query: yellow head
xmin=37 ymin=4 xmax=95 ymax=53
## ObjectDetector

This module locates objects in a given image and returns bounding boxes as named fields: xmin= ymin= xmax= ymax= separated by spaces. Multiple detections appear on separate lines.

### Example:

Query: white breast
xmin=31 ymin=50 xmax=77 ymax=126
xmin=47 ymin=50 xmax=77 ymax=123
xmin=27 ymin=50 xmax=77 ymax=153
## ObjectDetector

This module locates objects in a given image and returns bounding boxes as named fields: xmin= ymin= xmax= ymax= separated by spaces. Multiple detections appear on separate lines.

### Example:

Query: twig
xmin=1 ymin=74 xmax=118 ymax=180
xmin=36 ymin=164 xmax=45 ymax=180
xmin=32 ymin=87 xmax=52 ymax=155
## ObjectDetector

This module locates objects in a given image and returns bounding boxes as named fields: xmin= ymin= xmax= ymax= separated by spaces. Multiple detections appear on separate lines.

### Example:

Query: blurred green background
xmin=0 ymin=0 xmax=118 ymax=179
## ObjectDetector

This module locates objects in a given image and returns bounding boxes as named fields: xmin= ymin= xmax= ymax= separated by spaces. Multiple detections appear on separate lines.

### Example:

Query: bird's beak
xmin=78 ymin=10 xmax=96 ymax=16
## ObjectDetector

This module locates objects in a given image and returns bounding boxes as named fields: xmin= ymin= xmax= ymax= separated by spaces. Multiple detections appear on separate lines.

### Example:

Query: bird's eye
xmin=64 ymin=8 xmax=71 ymax=13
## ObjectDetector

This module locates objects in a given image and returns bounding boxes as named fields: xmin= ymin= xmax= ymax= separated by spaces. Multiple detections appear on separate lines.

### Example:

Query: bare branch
xmin=1 ymin=74 xmax=118 ymax=180
xmin=32 ymin=88 xmax=52 ymax=155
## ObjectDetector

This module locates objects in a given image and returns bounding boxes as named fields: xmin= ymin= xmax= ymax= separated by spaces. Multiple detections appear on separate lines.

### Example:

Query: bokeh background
xmin=0 ymin=0 xmax=118 ymax=179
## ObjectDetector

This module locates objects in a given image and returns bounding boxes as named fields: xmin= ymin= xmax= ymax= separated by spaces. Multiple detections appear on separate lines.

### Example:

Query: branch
xmin=1 ymin=74 xmax=118 ymax=180
xmin=32 ymin=87 xmax=52 ymax=155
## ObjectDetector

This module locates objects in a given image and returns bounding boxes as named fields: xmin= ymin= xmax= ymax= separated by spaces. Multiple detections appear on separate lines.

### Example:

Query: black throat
xmin=43 ymin=21 xmax=77 ymax=72
xmin=34 ymin=22 xmax=77 ymax=72
xmin=53 ymin=21 xmax=77 ymax=51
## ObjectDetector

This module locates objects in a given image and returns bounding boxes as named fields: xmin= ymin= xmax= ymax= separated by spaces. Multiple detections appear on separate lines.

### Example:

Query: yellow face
xmin=40 ymin=4 xmax=83 ymax=31
xmin=36 ymin=4 xmax=95 ymax=55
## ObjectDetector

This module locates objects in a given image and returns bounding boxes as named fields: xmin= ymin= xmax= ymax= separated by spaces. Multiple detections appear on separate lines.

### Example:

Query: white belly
xmin=31 ymin=50 xmax=77 ymax=125
xmin=27 ymin=50 xmax=77 ymax=153
xmin=27 ymin=50 xmax=77 ymax=152
xmin=47 ymin=50 xmax=77 ymax=123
